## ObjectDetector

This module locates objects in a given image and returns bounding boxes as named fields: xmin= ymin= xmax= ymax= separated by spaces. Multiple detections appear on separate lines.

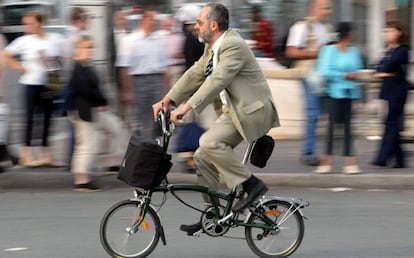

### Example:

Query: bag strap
xmin=305 ymin=18 xmax=315 ymax=50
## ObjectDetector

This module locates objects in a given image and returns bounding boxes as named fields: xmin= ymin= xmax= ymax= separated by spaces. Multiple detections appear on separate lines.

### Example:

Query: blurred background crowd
xmin=0 ymin=0 xmax=412 ymax=190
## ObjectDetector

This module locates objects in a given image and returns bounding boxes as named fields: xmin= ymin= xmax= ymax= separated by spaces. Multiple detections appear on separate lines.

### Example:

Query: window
xmin=2 ymin=4 xmax=52 ymax=26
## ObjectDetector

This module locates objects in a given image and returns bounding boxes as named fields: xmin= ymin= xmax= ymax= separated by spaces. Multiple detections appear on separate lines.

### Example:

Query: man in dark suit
xmin=153 ymin=3 xmax=280 ymax=235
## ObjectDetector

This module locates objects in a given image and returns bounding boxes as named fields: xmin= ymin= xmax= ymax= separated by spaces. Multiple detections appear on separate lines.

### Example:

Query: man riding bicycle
xmin=153 ymin=2 xmax=280 ymax=235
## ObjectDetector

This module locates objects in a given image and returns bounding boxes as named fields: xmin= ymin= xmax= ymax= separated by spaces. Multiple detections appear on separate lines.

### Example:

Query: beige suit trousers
xmin=193 ymin=112 xmax=252 ymax=196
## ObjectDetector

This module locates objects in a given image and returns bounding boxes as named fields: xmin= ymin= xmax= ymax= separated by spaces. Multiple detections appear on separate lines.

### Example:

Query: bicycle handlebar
xmin=158 ymin=109 xmax=175 ymax=137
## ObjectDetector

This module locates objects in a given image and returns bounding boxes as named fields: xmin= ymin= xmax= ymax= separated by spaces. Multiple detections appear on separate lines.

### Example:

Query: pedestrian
xmin=285 ymin=0 xmax=332 ymax=166
xmin=67 ymin=35 xmax=108 ymax=192
xmin=119 ymin=8 xmax=169 ymax=137
xmin=4 ymin=11 xmax=63 ymax=167
xmin=174 ymin=6 xmax=209 ymax=172
xmin=251 ymin=5 xmax=275 ymax=58
xmin=314 ymin=22 xmax=363 ymax=174
xmin=182 ymin=15 xmax=204 ymax=71
xmin=157 ymin=16 xmax=185 ymax=88
xmin=62 ymin=7 xmax=89 ymax=171
xmin=153 ymin=3 xmax=279 ymax=235
xmin=0 ymin=33 xmax=11 ymax=173
xmin=112 ymin=10 xmax=131 ymax=123
xmin=63 ymin=7 xmax=88 ymax=78
xmin=371 ymin=21 xmax=410 ymax=169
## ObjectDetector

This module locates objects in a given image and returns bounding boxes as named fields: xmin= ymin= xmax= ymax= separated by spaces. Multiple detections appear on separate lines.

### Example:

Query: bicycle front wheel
xmin=245 ymin=200 xmax=304 ymax=258
xmin=100 ymin=200 xmax=161 ymax=258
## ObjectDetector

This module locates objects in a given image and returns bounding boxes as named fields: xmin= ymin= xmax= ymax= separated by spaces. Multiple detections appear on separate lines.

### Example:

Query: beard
xmin=198 ymin=28 xmax=214 ymax=44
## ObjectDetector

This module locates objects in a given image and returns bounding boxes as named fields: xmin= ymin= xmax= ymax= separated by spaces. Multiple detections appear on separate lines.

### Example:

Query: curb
xmin=1 ymin=170 xmax=414 ymax=191
xmin=165 ymin=173 xmax=414 ymax=190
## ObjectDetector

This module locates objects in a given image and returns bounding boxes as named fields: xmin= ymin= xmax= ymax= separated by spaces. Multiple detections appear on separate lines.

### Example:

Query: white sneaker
xmin=343 ymin=165 xmax=361 ymax=174
xmin=314 ymin=165 xmax=331 ymax=174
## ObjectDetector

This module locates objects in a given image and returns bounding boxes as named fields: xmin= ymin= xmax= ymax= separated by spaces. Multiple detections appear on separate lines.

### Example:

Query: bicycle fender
xmin=152 ymin=204 xmax=167 ymax=246
xmin=127 ymin=198 xmax=167 ymax=245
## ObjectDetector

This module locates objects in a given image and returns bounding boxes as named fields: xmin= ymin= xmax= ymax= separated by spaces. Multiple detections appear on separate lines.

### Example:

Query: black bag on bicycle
xmin=250 ymin=135 xmax=275 ymax=168
xmin=118 ymin=135 xmax=172 ymax=189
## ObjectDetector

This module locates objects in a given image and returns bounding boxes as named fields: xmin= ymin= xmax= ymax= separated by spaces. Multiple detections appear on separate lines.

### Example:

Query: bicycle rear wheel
xmin=245 ymin=200 xmax=304 ymax=258
xmin=100 ymin=200 xmax=161 ymax=258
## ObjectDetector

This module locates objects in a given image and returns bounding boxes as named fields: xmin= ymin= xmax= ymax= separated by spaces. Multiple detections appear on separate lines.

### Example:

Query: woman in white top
xmin=4 ymin=11 xmax=62 ymax=167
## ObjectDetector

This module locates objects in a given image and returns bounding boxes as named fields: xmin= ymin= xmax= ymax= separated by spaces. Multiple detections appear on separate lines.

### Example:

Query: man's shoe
xmin=232 ymin=180 xmax=268 ymax=212
xmin=73 ymin=181 xmax=101 ymax=192
xmin=179 ymin=221 xmax=202 ymax=236
xmin=301 ymin=156 xmax=320 ymax=166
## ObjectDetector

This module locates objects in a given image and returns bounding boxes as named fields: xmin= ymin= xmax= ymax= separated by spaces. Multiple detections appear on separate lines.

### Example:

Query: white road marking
xmin=5 ymin=247 xmax=29 ymax=251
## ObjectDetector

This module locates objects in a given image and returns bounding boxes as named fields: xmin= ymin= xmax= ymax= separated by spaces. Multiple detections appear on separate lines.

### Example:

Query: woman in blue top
xmin=315 ymin=22 xmax=363 ymax=174
xmin=372 ymin=21 xmax=410 ymax=168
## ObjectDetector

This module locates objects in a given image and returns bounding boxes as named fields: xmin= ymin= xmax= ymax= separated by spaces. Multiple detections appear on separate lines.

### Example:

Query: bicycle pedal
xmin=190 ymin=229 xmax=203 ymax=237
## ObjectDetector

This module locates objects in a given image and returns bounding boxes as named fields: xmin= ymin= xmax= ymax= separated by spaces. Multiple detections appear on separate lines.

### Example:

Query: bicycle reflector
xmin=137 ymin=216 xmax=150 ymax=231
xmin=265 ymin=209 xmax=282 ymax=216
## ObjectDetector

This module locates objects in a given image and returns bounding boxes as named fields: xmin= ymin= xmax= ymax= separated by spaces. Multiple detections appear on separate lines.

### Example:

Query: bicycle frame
xmin=128 ymin=181 xmax=310 ymax=245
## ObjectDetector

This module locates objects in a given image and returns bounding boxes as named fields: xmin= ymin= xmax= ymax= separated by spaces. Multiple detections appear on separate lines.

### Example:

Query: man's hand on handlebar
xmin=153 ymin=97 xmax=193 ymax=123
xmin=170 ymin=103 xmax=192 ymax=123
xmin=152 ymin=97 xmax=172 ymax=121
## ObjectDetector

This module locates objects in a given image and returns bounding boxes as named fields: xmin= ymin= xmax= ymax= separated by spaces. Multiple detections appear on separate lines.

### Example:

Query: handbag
xmin=250 ymin=135 xmax=275 ymax=168
xmin=175 ymin=122 xmax=205 ymax=153
xmin=118 ymin=136 xmax=172 ymax=189
xmin=305 ymin=67 xmax=327 ymax=95
xmin=42 ymin=57 xmax=63 ymax=100
xmin=42 ymin=70 xmax=63 ymax=100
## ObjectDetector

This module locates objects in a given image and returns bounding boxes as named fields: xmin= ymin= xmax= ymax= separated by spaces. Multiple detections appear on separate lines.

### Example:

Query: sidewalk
xmin=1 ymin=137 xmax=413 ymax=191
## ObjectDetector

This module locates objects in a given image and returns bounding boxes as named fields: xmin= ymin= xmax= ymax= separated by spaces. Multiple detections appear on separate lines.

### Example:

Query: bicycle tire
xmin=245 ymin=200 xmax=305 ymax=258
xmin=100 ymin=200 xmax=161 ymax=258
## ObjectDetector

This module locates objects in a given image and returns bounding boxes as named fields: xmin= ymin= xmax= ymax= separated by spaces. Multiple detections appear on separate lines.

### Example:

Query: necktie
xmin=204 ymin=50 xmax=214 ymax=78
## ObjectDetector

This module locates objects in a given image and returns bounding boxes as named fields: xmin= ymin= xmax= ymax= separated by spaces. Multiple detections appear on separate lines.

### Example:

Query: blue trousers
xmin=302 ymin=80 xmax=322 ymax=156
xmin=374 ymin=99 xmax=405 ymax=165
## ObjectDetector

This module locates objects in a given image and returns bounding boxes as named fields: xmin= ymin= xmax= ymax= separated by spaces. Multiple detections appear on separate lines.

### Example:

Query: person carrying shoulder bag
xmin=284 ymin=0 xmax=332 ymax=166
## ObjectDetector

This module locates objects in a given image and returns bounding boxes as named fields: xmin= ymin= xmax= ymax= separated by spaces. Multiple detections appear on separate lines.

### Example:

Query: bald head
xmin=308 ymin=0 xmax=332 ymax=22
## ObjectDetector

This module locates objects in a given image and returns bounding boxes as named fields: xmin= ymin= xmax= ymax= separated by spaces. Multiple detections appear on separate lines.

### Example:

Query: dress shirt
xmin=113 ymin=29 xmax=129 ymax=68
xmin=118 ymin=30 xmax=169 ymax=75
xmin=211 ymin=30 xmax=228 ymax=105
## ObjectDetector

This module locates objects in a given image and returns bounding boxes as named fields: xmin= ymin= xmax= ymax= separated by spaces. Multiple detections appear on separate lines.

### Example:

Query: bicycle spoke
xmin=100 ymin=201 xmax=160 ymax=258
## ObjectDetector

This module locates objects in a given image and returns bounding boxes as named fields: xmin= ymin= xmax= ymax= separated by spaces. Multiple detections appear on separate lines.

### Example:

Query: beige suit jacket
xmin=167 ymin=29 xmax=279 ymax=143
